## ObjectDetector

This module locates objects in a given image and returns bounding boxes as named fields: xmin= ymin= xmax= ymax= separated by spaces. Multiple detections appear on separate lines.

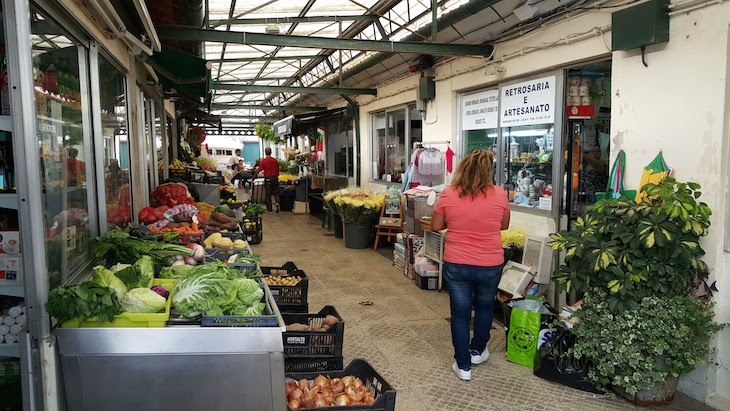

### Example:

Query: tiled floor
xmin=250 ymin=212 xmax=715 ymax=411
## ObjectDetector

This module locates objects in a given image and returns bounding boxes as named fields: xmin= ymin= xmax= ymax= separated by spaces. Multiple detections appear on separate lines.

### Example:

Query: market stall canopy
xmin=292 ymin=107 xmax=350 ymax=135
xmin=149 ymin=45 xmax=212 ymax=100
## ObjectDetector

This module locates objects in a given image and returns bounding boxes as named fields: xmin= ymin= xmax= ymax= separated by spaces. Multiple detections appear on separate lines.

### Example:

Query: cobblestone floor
xmin=250 ymin=211 xmax=715 ymax=411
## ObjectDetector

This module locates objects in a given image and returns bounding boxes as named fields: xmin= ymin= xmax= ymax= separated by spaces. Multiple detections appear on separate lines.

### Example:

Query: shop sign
xmin=273 ymin=115 xmax=294 ymax=137
xmin=461 ymin=89 xmax=499 ymax=130
xmin=500 ymin=76 xmax=556 ymax=127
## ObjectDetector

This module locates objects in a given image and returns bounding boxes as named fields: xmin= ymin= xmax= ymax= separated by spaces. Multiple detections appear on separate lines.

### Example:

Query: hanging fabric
xmin=445 ymin=145 xmax=454 ymax=174
xmin=418 ymin=147 xmax=443 ymax=176
xmin=635 ymin=151 xmax=672 ymax=203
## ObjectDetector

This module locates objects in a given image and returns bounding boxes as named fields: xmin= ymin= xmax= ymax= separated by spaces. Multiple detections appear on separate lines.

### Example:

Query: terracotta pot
xmin=613 ymin=374 xmax=678 ymax=406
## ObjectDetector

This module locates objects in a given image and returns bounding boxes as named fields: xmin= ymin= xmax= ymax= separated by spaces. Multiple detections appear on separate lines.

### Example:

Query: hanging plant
xmin=185 ymin=127 xmax=206 ymax=157
xmin=255 ymin=123 xmax=273 ymax=140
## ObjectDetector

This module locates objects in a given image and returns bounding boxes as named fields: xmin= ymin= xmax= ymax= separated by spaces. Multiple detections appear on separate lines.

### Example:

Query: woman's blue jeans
xmin=443 ymin=261 xmax=503 ymax=371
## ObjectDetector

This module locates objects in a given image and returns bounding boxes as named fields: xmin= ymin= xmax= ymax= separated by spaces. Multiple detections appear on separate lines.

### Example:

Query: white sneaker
xmin=452 ymin=362 xmax=471 ymax=381
xmin=471 ymin=348 xmax=489 ymax=365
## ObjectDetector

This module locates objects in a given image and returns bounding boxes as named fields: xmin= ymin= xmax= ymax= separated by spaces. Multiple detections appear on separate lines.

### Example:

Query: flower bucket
xmin=333 ymin=214 xmax=343 ymax=239
xmin=344 ymin=222 xmax=370 ymax=249
xmin=613 ymin=374 xmax=678 ymax=406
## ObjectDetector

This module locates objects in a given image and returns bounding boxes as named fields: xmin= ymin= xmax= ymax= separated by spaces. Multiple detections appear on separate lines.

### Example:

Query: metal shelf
xmin=0 ymin=193 xmax=18 ymax=209
xmin=0 ymin=342 xmax=20 ymax=357
xmin=0 ymin=282 xmax=24 ymax=297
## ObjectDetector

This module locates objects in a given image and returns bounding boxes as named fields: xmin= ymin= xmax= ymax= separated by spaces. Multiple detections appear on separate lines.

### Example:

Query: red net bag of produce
xmin=153 ymin=183 xmax=194 ymax=207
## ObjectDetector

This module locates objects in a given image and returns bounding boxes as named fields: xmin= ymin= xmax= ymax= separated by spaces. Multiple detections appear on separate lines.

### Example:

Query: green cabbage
xmin=159 ymin=264 xmax=195 ymax=279
xmin=233 ymin=278 xmax=264 ymax=307
xmin=121 ymin=288 xmax=167 ymax=313
xmin=133 ymin=256 xmax=155 ymax=288
xmin=171 ymin=271 xmax=237 ymax=318
xmin=91 ymin=266 xmax=128 ymax=302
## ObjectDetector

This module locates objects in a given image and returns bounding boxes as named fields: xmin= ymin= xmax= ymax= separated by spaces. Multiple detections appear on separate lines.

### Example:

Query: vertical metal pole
xmin=431 ymin=0 xmax=438 ymax=42
xmin=5 ymin=0 xmax=49 ymax=408
xmin=338 ymin=20 xmax=343 ymax=87
xmin=90 ymin=43 xmax=108 ymax=234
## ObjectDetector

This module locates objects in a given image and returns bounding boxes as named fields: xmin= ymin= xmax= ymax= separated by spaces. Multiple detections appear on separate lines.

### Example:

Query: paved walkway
xmin=250 ymin=212 xmax=713 ymax=411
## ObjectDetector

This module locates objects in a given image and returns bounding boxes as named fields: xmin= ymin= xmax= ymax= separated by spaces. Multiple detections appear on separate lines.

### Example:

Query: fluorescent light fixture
xmin=513 ymin=1 xmax=538 ymax=21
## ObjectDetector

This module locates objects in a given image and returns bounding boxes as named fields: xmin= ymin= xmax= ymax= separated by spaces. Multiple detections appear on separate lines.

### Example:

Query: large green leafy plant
xmin=571 ymin=291 xmax=723 ymax=396
xmin=548 ymin=178 xmax=712 ymax=313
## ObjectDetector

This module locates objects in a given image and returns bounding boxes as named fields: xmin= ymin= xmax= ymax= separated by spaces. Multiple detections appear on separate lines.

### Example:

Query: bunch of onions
xmin=285 ymin=374 xmax=376 ymax=409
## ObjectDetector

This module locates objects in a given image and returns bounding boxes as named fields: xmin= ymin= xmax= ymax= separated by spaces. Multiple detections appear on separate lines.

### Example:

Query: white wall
xmin=611 ymin=4 xmax=730 ymax=403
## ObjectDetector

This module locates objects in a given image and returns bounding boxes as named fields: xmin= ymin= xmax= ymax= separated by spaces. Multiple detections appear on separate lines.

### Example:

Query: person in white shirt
xmin=228 ymin=149 xmax=245 ymax=188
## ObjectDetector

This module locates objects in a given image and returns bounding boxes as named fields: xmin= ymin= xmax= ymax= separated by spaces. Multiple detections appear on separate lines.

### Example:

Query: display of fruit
xmin=221 ymin=198 xmax=243 ymax=206
xmin=241 ymin=218 xmax=259 ymax=231
xmin=168 ymin=159 xmax=185 ymax=170
xmin=265 ymin=275 xmax=301 ymax=286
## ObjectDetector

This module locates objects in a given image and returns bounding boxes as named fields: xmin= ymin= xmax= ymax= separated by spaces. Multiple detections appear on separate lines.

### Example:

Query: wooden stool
xmin=374 ymin=198 xmax=403 ymax=250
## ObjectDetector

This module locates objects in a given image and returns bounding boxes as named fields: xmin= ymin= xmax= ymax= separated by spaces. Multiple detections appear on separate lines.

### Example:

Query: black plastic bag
xmin=533 ymin=329 xmax=602 ymax=394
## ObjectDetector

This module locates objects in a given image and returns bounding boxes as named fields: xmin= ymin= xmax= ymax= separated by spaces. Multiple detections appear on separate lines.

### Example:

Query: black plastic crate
xmin=240 ymin=216 xmax=262 ymax=233
xmin=204 ymin=174 xmax=225 ymax=185
xmin=264 ymin=269 xmax=308 ymax=305
xmin=169 ymin=168 xmax=188 ymax=179
xmin=284 ymin=356 xmax=343 ymax=373
xmin=415 ymin=272 xmax=438 ymax=290
xmin=245 ymin=231 xmax=262 ymax=245
xmin=219 ymin=230 xmax=246 ymax=241
xmin=282 ymin=306 xmax=344 ymax=358
xmin=286 ymin=359 xmax=396 ymax=411
xmin=277 ymin=302 xmax=309 ymax=313
xmin=188 ymin=169 xmax=206 ymax=183
xmin=260 ymin=262 xmax=298 ymax=276
xmin=202 ymin=284 xmax=278 ymax=327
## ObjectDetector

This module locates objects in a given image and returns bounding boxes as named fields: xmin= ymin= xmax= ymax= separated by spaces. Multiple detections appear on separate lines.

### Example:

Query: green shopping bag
xmin=506 ymin=298 xmax=557 ymax=367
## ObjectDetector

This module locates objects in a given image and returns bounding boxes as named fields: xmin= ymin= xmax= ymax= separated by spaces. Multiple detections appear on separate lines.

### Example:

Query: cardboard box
xmin=292 ymin=201 xmax=307 ymax=214
xmin=0 ymin=231 xmax=21 ymax=281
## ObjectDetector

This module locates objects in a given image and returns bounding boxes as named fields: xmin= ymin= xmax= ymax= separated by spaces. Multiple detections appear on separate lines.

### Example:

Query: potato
xmin=322 ymin=315 xmax=338 ymax=327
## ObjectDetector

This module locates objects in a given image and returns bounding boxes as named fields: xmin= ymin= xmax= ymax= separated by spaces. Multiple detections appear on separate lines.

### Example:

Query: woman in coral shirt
xmin=431 ymin=149 xmax=510 ymax=381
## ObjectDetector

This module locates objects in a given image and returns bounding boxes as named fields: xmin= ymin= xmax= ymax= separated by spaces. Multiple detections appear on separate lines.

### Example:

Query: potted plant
xmin=255 ymin=123 xmax=273 ymax=141
xmin=324 ymin=190 xmax=344 ymax=239
xmin=570 ymin=291 xmax=722 ymax=405
xmin=333 ymin=189 xmax=385 ymax=249
xmin=547 ymin=178 xmax=722 ymax=404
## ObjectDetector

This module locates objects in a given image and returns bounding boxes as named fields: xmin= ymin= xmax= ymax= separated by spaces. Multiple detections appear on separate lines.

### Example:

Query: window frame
xmin=369 ymin=103 xmax=419 ymax=184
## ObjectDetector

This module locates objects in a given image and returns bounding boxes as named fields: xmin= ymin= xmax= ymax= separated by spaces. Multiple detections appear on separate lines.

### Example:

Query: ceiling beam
xmin=208 ymin=55 xmax=319 ymax=63
xmin=211 ymin=115 xmax=285 ymax=120
xmin=212 ymin=83 xmax=376 ymax=95
xmin=208 ymin=15 xmax=379 ymax=26
xmin=210 ymin=103 xmax=327 ymax=112
xmin=157 ymin=27 xmax=493 ymax=57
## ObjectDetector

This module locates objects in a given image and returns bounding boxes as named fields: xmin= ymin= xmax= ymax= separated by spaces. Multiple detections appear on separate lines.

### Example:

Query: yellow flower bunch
xmin=501 ymin=227 xmax=526 ymax=249
xmin=278 ymin=174 xmax=298 ymax=183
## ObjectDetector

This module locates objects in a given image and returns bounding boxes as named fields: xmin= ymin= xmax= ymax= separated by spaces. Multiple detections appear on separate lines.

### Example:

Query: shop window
xmin=502 ymin=124 xmax=555 ymax=207
xmin=370 ymin=105 xmax=420 ymax=183
xmin=98 ymin=55 xmax=132 ymax=228
xmin=31 ymin=9 xmax=95 ymax=287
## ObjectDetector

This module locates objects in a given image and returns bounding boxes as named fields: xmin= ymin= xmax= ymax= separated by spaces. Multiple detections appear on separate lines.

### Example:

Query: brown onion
xmin=286 ymin=382 xmax=297 ymax=396
xmin=301 ymin=391 xmax=317 ymax=409
xmin=341 ymin=376 xmax=354 ymax=386
xmin=332 ymin=380 xmax=345 ymax=394
xmin=335 ymin=394 xmax=350 ymax=406
xmin=313 ymin=375 xmax=328 ymax=390
xmin=314 ymin=398 xmax=327 ymax=407
xmin=363 ymin=392 xmax=376 ymax=404
xmin=290 ymin=388 xmax=303 ymax=400
xmin=298 ymin=379 xmax=309 ymax=390
xmin=353 ymin=378 xmax=364 ymax=389
xmin=288 ymin=399 xmax=301 ymax=410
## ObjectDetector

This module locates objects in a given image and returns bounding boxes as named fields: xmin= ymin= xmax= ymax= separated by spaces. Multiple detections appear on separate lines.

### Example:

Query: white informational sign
xmin=500 ymin=76 xmax=556 ymax=127
xmin=461 ymin=89 xmax=499 ymax=130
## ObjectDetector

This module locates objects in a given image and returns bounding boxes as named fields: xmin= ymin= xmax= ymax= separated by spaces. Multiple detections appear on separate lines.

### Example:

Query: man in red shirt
xmin=252 ymin=147 xmax=280 ymax=213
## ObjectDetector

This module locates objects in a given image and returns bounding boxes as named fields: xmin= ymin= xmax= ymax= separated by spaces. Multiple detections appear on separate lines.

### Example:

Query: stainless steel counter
xmin=55 ymin=285 xmax=287 ymax=411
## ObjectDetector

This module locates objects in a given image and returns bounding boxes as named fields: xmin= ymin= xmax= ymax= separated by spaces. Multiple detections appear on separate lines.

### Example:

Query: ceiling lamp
xmin=265 ymin=24 xmax=281 ymax=35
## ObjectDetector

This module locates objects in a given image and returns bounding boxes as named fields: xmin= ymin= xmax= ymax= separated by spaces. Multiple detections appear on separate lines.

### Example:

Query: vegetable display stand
xmin=205 ymin=248 xmax=256 ymax=273
xmin=284 ymin=356 xmax=343 ymax=373
xmin=55 ymin=283 xmax=287 ymax=411
xmin=286 ymin=359 xmax=396 ymax=411
xmin=168 ymin=168 xmax=188 ymax=180
xmin=282 ymin=306 xmax=344 ymax=358
xmin=344 ymin=222 xmax=371 ymax=249
xmin=187 ymin=169 xmax=205 ymax=183
xmin=265 ymin=269 xmax=308 ymax=305
xmin=60 ymin=279 xmax=177 ymax=328
xmin=334 ymin=214 xmax=343 ymax=239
